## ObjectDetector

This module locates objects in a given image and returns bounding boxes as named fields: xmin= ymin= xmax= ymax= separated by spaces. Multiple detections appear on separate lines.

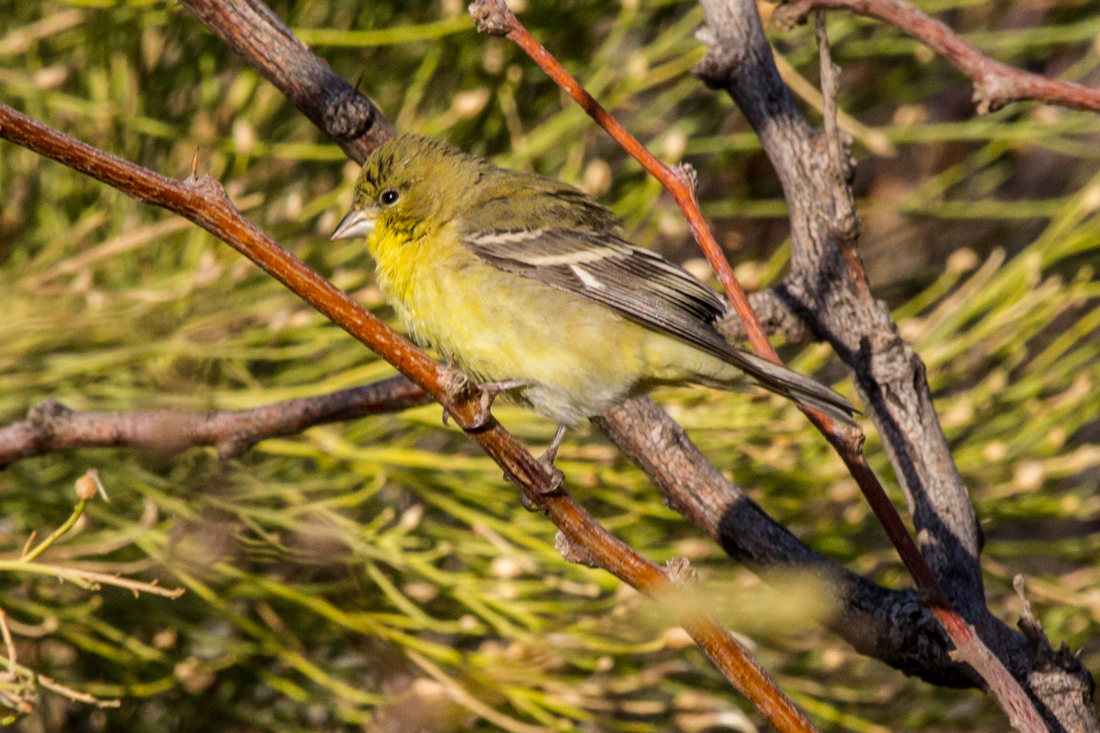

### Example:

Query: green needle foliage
xmin=1 ymin=0 xmax=1100 ymax=731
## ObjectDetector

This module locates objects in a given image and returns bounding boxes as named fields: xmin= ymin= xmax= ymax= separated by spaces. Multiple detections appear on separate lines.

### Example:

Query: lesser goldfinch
xmin=332 ymin=134 xmax=855 ymax=458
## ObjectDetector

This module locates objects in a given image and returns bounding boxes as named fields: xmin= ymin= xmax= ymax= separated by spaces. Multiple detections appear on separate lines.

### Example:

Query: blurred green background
xmin=2 ymin=0 xmax=1100 ymax=730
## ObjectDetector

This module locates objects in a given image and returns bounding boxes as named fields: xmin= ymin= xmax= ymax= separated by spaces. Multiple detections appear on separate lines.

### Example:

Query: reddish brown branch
xmin=468 ymin=0 xmax=775 ymax=360
xmin=469 ymin=1 xmax=1048 ymax=730
xmin=0 ymin=376 xmax=431 ymax=467
xmin=775 ymin=0 xmax=1100 ymax=114
xmin=0 ymin=102 xmax=818 ymax=733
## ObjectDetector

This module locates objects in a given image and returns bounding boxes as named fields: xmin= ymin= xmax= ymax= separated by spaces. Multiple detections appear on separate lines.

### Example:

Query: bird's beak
xmin=330 ymin=208 xmax=376 ymax=241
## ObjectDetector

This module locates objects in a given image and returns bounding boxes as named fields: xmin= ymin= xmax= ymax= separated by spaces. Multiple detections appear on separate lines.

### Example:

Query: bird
xmin=331 ymin=134 xmax=856 ymax=463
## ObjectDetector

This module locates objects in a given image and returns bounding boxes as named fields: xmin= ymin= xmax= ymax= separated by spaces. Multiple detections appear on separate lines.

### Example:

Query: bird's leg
xmin=440 ymin=353 xmax=464 ymax=427
xmin=518 ymin=425 xmax=568 ymax=511
xmin=528 ymin=424 xmax=568 ymax=499
xmin=540 ymin=424 xmax=568 ymax=467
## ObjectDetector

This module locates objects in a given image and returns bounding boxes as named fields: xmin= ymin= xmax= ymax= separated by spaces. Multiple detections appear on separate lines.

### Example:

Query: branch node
xmin=182 ymin=173 xmax=231 ymax=206
xmin=439 ymin=363 xmax=469 ymax=394
xmin=468 ymin=0 xmax=517 ymax=37
xmin=27 ymin=398 xmax=72 ymax=426
xmin=322 ymin=87 xmax=377 ymax=143
xmin=772 ymin=2 xmax=811 ymax=32
xmin=439 ymin=365 xmax=502 ymax=432
xmin=554 ymin=530 xmax=603 ymax=569
xmin=1013 ymin=575 xmax=1055 ymax=660
xmin=973 ymin=73 xmax=1016 ymax=114
xmin=674 ymin=163 xmax=699 ymax=194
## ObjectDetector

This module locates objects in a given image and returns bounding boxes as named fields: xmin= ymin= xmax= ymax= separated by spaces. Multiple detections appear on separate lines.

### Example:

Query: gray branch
xmin=593 ymin=397 xmax=970 ymax=686
xmin=0 ymin=378 xmax=430 ymax=467
xmin=694 ymin=0 xmax=1096 ymax=729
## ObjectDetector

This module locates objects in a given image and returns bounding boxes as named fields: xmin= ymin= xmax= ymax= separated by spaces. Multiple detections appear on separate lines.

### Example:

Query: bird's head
xmin=331 ymin=134 xmax=484 ymax=243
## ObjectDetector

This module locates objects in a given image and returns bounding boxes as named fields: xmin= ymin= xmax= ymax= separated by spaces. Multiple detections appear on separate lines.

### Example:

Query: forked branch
xmin=774 ymin=0 xmax=1100 ymax=113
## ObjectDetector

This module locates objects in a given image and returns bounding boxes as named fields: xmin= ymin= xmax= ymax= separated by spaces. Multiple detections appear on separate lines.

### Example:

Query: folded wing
xmin=463 ymin=226 xmax=857 ymax=424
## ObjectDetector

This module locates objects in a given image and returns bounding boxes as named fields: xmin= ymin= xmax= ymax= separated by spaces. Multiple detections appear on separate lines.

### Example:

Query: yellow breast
xmin=364 ymin=221 xmax=659 ymax=424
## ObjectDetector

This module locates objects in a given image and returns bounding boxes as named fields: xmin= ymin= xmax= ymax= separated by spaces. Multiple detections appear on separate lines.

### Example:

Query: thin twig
xmin=0 ymin=560 xmax=185 ymax=599
xmin=814 ymin=12 xmax=843 ymax=209
xmin=0 ymin=376 xmax=431 ymax=467
xmin=813 ymin=10 xmax=869 ymax=300
xmin=0 ymin=610 xmax=16 ymax=673
xmin=0 ymin=101 xmax=819 ymax=733
xmin=775 ymin=0 xmax=1100 ymax=113
xmin=467 ymin=3 xmax=1048 ymax=731
xmin=19 ymin=500 xmax=86 ymax=563
xmin=37 ymin=675 xmax=120 ymax=708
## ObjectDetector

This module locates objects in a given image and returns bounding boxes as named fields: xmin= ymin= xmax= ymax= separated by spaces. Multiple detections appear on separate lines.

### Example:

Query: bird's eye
xmin=379 ymin=189 xmax=400 ymax=206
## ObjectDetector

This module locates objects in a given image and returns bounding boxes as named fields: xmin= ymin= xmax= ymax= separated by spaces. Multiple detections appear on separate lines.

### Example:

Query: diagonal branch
xmin=774 ymin=0 xmax=1100 ymax=114
xmin=465 ymin=2 xmax=1046 ymax=731
xmin=0 ymin=102 xmax=819 ymax=733
xmin=0 ymin=376 xmax=430 ymax=467
xmin=180 ymin=0 xmax=394 ymax=158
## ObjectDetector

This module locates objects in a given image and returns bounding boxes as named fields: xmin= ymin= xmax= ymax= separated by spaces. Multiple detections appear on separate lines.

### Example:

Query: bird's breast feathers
xmin=367 ymin=221 xmax=653 ymax=423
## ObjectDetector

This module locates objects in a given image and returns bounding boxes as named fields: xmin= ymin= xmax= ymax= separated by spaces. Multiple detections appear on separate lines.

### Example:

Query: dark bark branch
xmin=695 ymin=0 xmax=1095 ymax=730
xmin=180 ymin=0 xmax=395 ymax=162
xmin=0 ymin=377 xmax=431 ymax=467
xmin=774 ymin=0 xmax=1100 ymax=114
xmin=594 ymin=397 xmax=971 ymax=686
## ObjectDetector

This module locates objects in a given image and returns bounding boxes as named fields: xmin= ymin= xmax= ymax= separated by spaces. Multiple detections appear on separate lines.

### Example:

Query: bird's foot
xmin=442 ymin=374 xmax=530 ymax=430
xmin=467 ymin=379 xmax=530 ymax=430
xmin=440 ymin=362 xmax=472 ymax=427
xmin=536 ymin=424 xmax=568 ymax=493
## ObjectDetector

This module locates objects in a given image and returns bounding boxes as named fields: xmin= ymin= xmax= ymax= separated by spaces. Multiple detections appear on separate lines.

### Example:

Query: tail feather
xmin=729 ymin=349 xmax=859 ymax=426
